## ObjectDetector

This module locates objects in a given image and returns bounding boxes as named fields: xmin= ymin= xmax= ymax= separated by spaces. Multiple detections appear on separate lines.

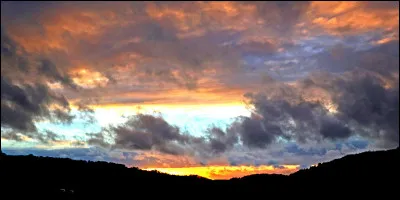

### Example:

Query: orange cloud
xmin=68 ymin=67 xmax=109 ymax=89
xmin=3 ymin=1 xmax=287 ymax=100
xmin=132 ymin=151 xmax=199 ymax=168
xmin=63 ymin=71 xmax=250 ymax=107
xmin=143 ymin=165 xmax=300 ymax=180
xmin=93 ymin=87 xmax=246 ymax=107
xmin=373 ymin=36 xmax=397 ymax=45
xmin=307 ymin=1 xmax=399 ymax=35
xmin=6 ymin=2 xmax=133 ymax=54
xmin=146 ymin=1 xmax=258 ymax=38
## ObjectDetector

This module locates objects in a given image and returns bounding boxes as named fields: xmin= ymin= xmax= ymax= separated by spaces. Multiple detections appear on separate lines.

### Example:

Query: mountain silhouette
xmin=1 ymin=147 xmax=398 ymax=199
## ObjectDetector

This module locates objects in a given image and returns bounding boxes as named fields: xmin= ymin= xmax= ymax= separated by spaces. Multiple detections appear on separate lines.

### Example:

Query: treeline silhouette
xmin=1 ymin=147 xmax=399 ymax=199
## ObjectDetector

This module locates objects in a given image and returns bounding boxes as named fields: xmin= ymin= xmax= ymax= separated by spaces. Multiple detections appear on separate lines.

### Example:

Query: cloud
xmin=2 ymin=1 xmax=396 ymax=109
xmin=86 ymin=52 xmax=399 ymax=153
xmin=232 ymin=39 xmax=398 ymax=148
xmin=319 ymin=116 xmax=351 ymax=140
xmin=206 ymin=126 xmax=238 ymax=154
xmin=86 ymin=131 xmax=111 ymax=149
xmin=0 ymin=1 xmax=313 ymax=94
xmin=247 ymin=1 xmax=310 ymax=37
xmin=39 ymin=59 xmax=78 ymax=90
xmin=1 ymin=147 xmax=137 ymax=165
xmin=238 ymin=116 xmax=283 ymax=148
xmin=132 ymin=150 xmax=199 ymax=168
xmin=306 ymin=1 xmax=399 ymax=36
xmin=1 ymin=27 xmax=99 ymax=144
xmin=1 ymin=76 xmax=71 ymax=131
xmin=1 ymin=1 xmax=399 ymax=173
xmin=85 ymin=113 xmax=241 ymax=158
xmin=111 ymin=114 xmax=190 ymax=155
xmin=1 ymin=129 xmax=64 ymax=144
xmin=334 ymin=73 xmax=399 ymax=147
xmin=238 ymin=67 xmax=398 ymax=148
xmin=86 ymin=114 xmax=191 ymax=155
xmin=225 ymin=139 xmax=374 ymax=169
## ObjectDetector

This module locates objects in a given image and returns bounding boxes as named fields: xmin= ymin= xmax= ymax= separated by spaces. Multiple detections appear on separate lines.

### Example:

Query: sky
xmin=1 ymin=1 xmax=399 ymax=180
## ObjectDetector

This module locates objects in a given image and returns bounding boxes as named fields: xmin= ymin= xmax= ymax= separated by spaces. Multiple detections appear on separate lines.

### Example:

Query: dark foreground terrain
xmin=1 ymin=147 xmax=399 ymax=199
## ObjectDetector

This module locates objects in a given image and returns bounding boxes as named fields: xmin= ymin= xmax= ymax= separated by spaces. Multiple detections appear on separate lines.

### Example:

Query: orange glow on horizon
xmin=143 ymin=165 xmax=300 ymax=180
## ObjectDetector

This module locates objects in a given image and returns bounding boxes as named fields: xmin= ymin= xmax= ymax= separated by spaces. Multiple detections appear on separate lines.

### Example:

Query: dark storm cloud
xmin=306 ymin=41 xmax=399 ymax=146
xmin=319 ymin=116 xmax=351 ymax=140
xmin=1 ymin=129 xmax=63 ymax=144
xmin=1 ymin=102 xmax=36 ymax=133
xmin=237 ymin=116 xmax=285 ymax=149
xmin=206 ymin=126 xmax=238 ymax=154
xmin=240 ymin=72 xmax=398 ymax=149
xmin=229 ymin=40 xmax=399 ymax=148
xmin=1 ymin=27 xmax=95 ymax=144
xmin=112 ymin=114 xmax=189 ymax=154
xmin=86 ymin=115 xmax=241 ymax=156
xmin=334 ymin=72 xmax=399 ymax=147
xmin=87 ymin=132 xmax=111 ymax=149
xmin=39 ymin=59 xmax=78 ymax=90
xmin=1 ymin=76 xmax=69 ymax=132
xmin=51 ymin=109 xmax=74 ymax=124
xmin=1 ymin=76 xmax=73 ymax=143
xmin=238 ymin=68 xmax=398 ymax=148
xmin=85 ymin=114 xmax=193 ymax=155
xmin=1 ymin=131 xmax=25 ymax=141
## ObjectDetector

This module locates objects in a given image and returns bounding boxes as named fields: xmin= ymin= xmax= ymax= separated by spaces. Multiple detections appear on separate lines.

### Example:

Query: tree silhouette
xmin=0 ymin=147 xmax=398 ymax=198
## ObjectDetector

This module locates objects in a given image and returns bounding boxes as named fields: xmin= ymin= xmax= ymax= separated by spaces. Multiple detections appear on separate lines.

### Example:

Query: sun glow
xmin=143 ymin=165 xmax=300 ymax=180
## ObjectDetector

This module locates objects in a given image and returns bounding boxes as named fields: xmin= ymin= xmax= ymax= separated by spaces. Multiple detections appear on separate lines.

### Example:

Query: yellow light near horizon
xmin=143 ymin=165 xmax=300 ymax=180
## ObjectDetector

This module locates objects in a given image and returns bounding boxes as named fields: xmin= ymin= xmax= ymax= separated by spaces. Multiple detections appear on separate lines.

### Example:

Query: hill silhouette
xmin=1 ymin=147 xmax=399 ymax=199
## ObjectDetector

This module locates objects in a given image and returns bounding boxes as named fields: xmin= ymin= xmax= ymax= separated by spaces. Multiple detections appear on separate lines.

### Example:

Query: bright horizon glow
xmin=143 ymin=165 xmax=300 ymax=180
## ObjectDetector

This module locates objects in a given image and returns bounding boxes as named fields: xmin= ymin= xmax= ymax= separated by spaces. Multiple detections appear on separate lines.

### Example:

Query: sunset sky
xmin=1 ymin=1 xmax=399 ymax=180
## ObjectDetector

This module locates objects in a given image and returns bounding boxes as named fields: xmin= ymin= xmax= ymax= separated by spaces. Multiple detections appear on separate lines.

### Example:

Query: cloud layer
xmin=1 ymin=1 xmax=399 ymax=176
